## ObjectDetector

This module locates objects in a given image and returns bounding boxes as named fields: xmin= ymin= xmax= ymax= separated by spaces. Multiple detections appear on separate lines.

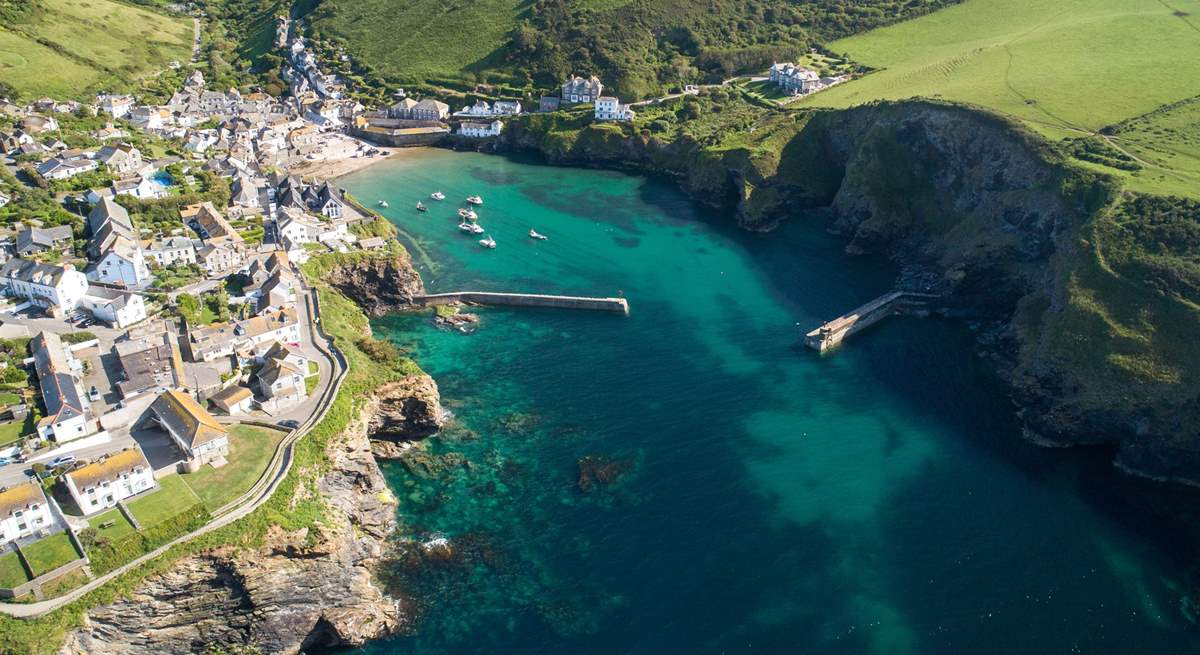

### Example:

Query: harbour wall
xmin=415 ymin=292 xmax=629 ymax=314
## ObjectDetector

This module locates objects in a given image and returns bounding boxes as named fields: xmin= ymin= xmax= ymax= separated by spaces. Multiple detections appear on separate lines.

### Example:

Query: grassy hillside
xmin=0 ymin=0 xmax=193 ymax=100
xmin=800 ymin=0 xmax=1200 ymax=197
xmin=304 ymin=0 xmax=960 ymax=98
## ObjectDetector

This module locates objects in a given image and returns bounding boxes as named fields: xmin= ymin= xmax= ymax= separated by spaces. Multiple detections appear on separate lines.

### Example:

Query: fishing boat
xmin=529 ymin=230 xmax=548 ymax=241
xmin=378 ymin=200 xmax=389 ymax=208
xmin=466 ymin=195 xmax=483 ymax=205
xmin=479 ymin=236 xmax=496 ymax=249
xmin=430 ymin=191 xmax=446 ymax=201
xmin=416 ymin=202 xmax=427 ymax=212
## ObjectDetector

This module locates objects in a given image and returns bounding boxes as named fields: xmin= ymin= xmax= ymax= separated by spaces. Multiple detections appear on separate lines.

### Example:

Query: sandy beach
xmin=286 ymin=132 xmax=404 ymax=180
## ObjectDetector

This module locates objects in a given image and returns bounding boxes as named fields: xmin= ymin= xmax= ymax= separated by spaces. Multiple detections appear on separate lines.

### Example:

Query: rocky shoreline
xmin=61 ymin=255 xmax=448 ymax=654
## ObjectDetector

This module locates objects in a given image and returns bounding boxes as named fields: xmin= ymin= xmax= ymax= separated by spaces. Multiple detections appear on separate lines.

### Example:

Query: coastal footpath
xmin=492 ymin=99 xmax=1200 ymax=485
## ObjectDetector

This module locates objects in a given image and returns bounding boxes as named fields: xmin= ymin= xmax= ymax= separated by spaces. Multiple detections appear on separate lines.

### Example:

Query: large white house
xmin=458 ymin=120 xmax=504 ymax=138
xmin=562 ymin=75 xmax=603 ymax=104
xmin=31 ymin=331 xmax=94 ymax=443
xmin=0 ymin=259 xmax=89 ymax=314
xmin=144 ymin=236 xmax=197 ymax=267
xmin=184 ymin=307 xmax=301 ymax=362
xmin=63 ymin=447 xmax=156 ymax=516
xmin=80 ymin=286 xmax=147 ymax=329
xmin=147 ymin=390 xmax=229 ymax=468
xmin=0 ymin=483 xmax=53 ymax=544
xmin=595 ymin=97 xmax=635 ymax=122
xmin=768 ymin=62 xmax=820 ymax=95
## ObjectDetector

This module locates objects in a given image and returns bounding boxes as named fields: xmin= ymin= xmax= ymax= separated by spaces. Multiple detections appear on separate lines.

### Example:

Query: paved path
xmin=0 ymin=288 xmax=347 ymax=618
xmin=190 ymin=17 xmax=202 ymax=64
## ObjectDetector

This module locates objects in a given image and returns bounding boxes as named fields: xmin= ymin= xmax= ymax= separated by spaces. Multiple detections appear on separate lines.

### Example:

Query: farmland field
xmin=0 ymin=0 xmax=192 ymax=99
xmin=802 ymin=0 xmax=1200 ymax=196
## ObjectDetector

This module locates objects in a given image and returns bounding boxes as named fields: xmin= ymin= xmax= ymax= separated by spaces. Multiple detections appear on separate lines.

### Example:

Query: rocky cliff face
xmin=499 ymin=100 xmax=1200 ymax=485
xmin=61 ymin=405 xmax=408 ymax=654
xmin=368 ymin=374 xmax=448 ymax=458
xmin=326 ymin=252 xmax=426 ymax=317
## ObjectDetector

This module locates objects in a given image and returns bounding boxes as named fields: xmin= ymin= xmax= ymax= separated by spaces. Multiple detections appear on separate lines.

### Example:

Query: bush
xmin=59 ymin=332 xmax=97 ymax=345
xmin=354 ymin=336 xmax=400 ymax=363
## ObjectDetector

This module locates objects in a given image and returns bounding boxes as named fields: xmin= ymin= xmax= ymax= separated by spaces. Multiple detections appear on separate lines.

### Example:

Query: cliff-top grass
xmin=801 ymin=0 xmax=1200 ymax=198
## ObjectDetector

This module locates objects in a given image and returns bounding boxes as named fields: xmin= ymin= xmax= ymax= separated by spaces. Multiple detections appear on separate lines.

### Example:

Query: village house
xmin=87 ymin=197 xmax=151 ymax=287
xmin=458 ymin=120 xmax=504 ymax=138
xmin=94 ymin=143 xmax=143 ymax=177
xmin=595 ymin=97 xmax=636 ymax=122
xmin=20 ymin=115 xmax=59 ymax=134
xmin=97 ymin=95 xmax=134 ymax=119
xmin=0 ymin=259 xmax=89 ymax=314
xmin=113 ymin=327 xmax=187 ymax=399
xmin=184 ymin=202 xmax=244 ymax=246
xmin=254 ymin=350 xmax=307 ymax=412
xmin=561 ymin=75 xmax=603 ymax=104
xmin=0 ymin=190 xmax=8 ymax=208
xmin=768 ymin=62 xmax=821 ymax=95
xmin=31 ymin=331 xmax=94 ymax=443
xmin=93 ymin=123 xmax=127 ymax=142
xmin=15 ymin=225 xmax=73 ymax=257
xmin=208 ymin=385 xmax=253 ymax=415
xmin=184 ymin=306 xmax=300 ymax=362
xmin=63 ymin=447 xmax=156 ymax=516
xmin=195 ymin=241 xmax=245 ymax=276
xmin=111 ymin=176 xmax=166 ymax=201
xmin=411 ymin=99 xmax=450 ymax=122
xmin=36 ymin=155 xmax=98 ymax=181
xmin=143 ymin=235 xmax=197 ymax=267
xmin=79 ymin=286 xmax=147 ymax=329
xmin=147 ymin=389 xmax=229 ymax=468
xmin=129 ymin=106 xmax=170 ymax=131
xmin=0 ymin=483 xmax=53 ymax=544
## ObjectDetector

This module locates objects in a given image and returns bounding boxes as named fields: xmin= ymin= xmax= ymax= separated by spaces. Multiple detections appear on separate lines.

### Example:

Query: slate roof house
xmin=86 ymin=197 xmax=151 ymax=287
xmin=148 ymin=389 xmax=230 ymax=468
xmin=31 ymin=331 xmax=94 ymax=443
xmin=561 ymin=75 xmax=603 ymax=104
xmin=0 ymin=259 xmax=89 ymax=314
xmin=15 ymin=225 xmax=73 ymax=256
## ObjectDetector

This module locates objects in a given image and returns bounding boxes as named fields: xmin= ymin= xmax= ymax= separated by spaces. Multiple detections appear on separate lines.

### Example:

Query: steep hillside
xmin=303 ymin=0 xmax=960 ymax=98
xmin=801 ymin=0 xmax=1200 ymax=198
xmin=493 ymin=96 xmax=1200 ymax=485
xmin=0 ymin=0 xmax=193 ymax=100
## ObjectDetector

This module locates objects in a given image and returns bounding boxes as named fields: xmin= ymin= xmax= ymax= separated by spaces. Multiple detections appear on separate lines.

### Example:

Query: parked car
xmin=47 ymin=454 xmax=75 ymax=469
xmin=88 ymin=386 xmax=100 ymax=402
xmin=0 ymin=457 xmax=11 ymax=467
xmin=277 ymin=419 xmax=300 ymax=429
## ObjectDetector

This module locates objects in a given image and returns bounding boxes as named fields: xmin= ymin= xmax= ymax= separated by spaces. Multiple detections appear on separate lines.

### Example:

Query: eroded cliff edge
xmin=499 ymin=100 xmax=1200 ymax=485
xmin=61 ymin=253 xmax=447 ymax=654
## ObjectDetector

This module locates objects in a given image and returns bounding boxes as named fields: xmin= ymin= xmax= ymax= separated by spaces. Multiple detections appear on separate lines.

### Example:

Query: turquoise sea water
xmin=343 ymin=149 xmax=1200 ymax=654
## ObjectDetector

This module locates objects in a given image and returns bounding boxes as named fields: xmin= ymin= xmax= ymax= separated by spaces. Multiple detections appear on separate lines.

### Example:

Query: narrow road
xmin=190 ymin=16 xmax=202 ymax=64
xmin=630 ymin=76 xmax=762 ymax=107
xmin=0 ymin=287 xmax=347 ymax=618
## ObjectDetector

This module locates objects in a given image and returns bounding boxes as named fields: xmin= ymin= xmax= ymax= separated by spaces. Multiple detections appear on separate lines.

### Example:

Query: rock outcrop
xmin=367 ymin=374 xmax=446 ymax=444
xmin=326 ymin=252 xmax=426 ymax=317
xmin=61 ymin=404 xmax=407 ymax=654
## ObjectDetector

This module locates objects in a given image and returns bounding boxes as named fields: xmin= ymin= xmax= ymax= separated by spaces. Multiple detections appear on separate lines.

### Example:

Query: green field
xmin=127 ymin=474 xmax=201 ymax=528
xmin=0 ymin=0 xmax=193 ymax=99
xmin=804 ymin=0 xmax=1200 ymax=196
xmin=181 ymin=424 xmax=286 ymax=510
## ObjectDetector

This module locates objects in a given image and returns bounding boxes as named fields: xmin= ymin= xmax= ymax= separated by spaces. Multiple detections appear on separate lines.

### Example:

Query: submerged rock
xmin=576 ymin=455 xmax=635 ymax=492
xmin=432 ymin=305 xmax=480 ymax=333
xmin=61 ymin=401 xmax=409 ymax=654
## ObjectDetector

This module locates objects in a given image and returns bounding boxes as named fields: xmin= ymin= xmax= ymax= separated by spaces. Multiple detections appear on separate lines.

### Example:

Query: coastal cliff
xmin=497 ymin=100 xmax=1200 ymax=485
xmin=61 ymin=404 xmax=407 ymax=654
xmin=325 ymin=251 xmax=426 ymax=317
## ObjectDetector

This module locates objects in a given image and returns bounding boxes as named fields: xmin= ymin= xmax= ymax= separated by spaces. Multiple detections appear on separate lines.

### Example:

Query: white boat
xmin=479 ymin=236 xmax=496 ymax=248
xmin=466 ymin=195 xmax=483 ymax=205
xmin=464 ymin=209 xmax=478 ymax=221
xmin=430 ymin=191 xmax=446 ymax=200
xmin=457 ymin=208 xmax=469 ymax=218
xmin=416 ymin=202 xmax=427 ymax=212
xmin=529 ymin=230 xmax=547 ymax=240
xmin=378 ymin=200 xmax=389 ymax=208
xmin=458 ymin=221 xmax=484 ymax=234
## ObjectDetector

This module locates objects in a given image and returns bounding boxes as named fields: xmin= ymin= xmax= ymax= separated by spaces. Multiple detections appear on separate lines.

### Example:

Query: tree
xmin=177 ymin=294 xmax=202 ymax=326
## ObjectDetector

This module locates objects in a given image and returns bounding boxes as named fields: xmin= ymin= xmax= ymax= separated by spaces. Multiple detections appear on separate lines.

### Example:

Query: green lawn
xmin=20 ymin=533 xmax=79 ymax=576
xmin=0 ymin=392 xmax=22 ymax=406
xmin=308 ymin=361 xmax=319 ymax=376
xmin=127 ymin=475 xmax=201 ymax=528
xmin=0 ymin=421 xmax=23 ymax=447
xmin=804 ymin=0 xmax=1200 ymax=196
xmin=305 ymin=376 xmax=319 ymax=396
xmin=0 ymin=550 xmax=28 ymax=589
xmin=180 ymin=425 xmax=286 ymax=509
xmin=0 ymin=0 xmax=191 ymax=99
xmin=87 ymin=508 xmax=136 ymax=542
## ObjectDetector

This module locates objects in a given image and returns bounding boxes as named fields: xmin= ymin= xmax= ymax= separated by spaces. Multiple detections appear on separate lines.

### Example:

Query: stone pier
xmin=804 ymin=291 xmax=939 ymax=352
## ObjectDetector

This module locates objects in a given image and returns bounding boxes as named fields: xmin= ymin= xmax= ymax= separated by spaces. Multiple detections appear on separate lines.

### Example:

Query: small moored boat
xmin=466 ymin=195 xmax=483 ymax=205
xmin=479 ymin=236 xmax=496 ymax=249
xmin=430 ymin=191 xmax=446 ymax=201
xmin=459 ymin=221 xmax=484 ymax=234
xmin=378 ymin=200 xmax=389 ymax=208
xmin=416 ymin=202 xmax=427 ymax=212
xmin=529 ymin=230 xmax=547 ymax=241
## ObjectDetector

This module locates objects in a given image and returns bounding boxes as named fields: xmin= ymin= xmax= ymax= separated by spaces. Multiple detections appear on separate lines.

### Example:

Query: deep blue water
xmin=343 ymin=149 xmax=1200 ymax=654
